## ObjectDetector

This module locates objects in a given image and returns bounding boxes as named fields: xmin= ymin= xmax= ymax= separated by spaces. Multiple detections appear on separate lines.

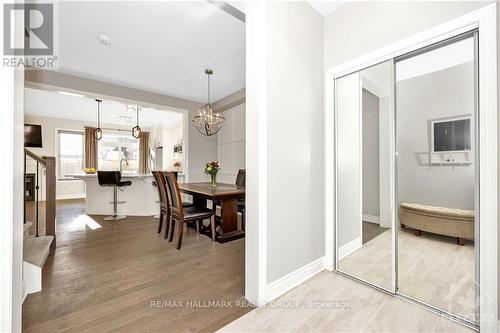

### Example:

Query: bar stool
xmin=97 ymin=171 xmax=132 ymax=220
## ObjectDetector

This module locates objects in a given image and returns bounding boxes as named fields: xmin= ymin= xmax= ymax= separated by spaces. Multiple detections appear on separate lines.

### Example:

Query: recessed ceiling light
xmin=119 ymin=115 xmax=133 ymax=124
xmin=97 ymin=34 xmax=111 ymax=46
xmin=126 ymin=105 xmax=137 ymax=113
xmin=58 ymin=91 xmax=84 ymax=98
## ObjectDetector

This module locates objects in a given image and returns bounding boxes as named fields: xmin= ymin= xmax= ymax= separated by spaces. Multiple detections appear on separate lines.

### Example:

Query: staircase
xmin=23 ymin=149 xmax=56 ymax=300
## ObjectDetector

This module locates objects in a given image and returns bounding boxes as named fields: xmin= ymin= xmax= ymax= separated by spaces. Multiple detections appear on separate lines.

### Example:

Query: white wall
xmin=266 ymin=1 xmax=324 ymax=283
xmin=218 ymin=103 xmax=245 ymax=184
xmin=24 ymin=115 xmax=86 ymax=200
xmin=324 ymin=1 xmax=488 ymax=69
xmin=0 ymin=64 xmax=24 ymax=333
xmin=163 ymin=125 xmax=183 ymax=172
xmin=23 ymin=115 xmax=157 ymax=200
xmin=337 ymin=73 xmax=362 ymax=248
xmin=397 ymin=63 xmax=475 ymax=210
xmin=362 ymin=89 xmax=380 ymax=217
xmin=24 ymin=70 xmax=218 ymax=184
xmin=187 ymin=107 xmax=218 ymax=182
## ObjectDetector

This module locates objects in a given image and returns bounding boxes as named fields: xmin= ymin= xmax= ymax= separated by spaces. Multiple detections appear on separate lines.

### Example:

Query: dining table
xmin=178 ymin=182 xmax=245 ymax=243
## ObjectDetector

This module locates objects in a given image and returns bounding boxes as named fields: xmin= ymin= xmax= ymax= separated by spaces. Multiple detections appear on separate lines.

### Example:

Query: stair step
xmin=24 ymin=221 xmax=33 ymax=236
xmin=23 ymin=236 xmax=53 ymax=268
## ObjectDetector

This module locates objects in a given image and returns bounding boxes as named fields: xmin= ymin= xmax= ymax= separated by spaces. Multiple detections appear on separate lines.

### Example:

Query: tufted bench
xmin=399 ymin=203 xmax=474 ymax=246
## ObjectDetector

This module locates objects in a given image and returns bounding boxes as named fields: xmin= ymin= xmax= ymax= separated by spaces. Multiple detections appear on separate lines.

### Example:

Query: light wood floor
xmin=23 ymin=199 xmax=251 ymax=333
xmin=339 ymin=227 xmax=476 ymax=322
xmin=219 ymin=271 xmax=473 ymax=333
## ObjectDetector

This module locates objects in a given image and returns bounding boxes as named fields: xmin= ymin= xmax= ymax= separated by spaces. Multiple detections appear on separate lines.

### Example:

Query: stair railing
xmin=24 ymin=148 xmax=56 ymax=250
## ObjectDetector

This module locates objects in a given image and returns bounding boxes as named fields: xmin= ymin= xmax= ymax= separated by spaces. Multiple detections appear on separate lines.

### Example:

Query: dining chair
xmin=235 ymin=169 xmax=246 ymax=230
xmin=152 ymin=171 xmax=193 ymax=237
xmin=152 ymin=171 xmax=169 ymax=235
xmin=164 ymin=171 xmax=216 ymax=250
xmin=235 ymin=169 xmax=246 ymax=187
xmin=212 ymin=169 xmax=246 ymax=230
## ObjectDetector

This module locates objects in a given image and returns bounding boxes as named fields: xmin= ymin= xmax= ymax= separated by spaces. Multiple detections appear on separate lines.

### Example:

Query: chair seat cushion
xmin=183 ymin=206 xmax=213 ymax=221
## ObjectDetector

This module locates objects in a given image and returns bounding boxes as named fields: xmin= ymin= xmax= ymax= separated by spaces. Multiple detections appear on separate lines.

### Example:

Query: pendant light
xmin=94 ymin=99 xmax=103 ymax=140
xmin=132 ymin=105 xmax=141 ymax=139
xmin=192 ymin=69 xmax=225 ymax=136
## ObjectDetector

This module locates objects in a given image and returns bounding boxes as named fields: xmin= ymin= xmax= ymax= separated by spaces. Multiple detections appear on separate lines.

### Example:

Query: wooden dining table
xmin=178 ymin=182 xmax=245 ymax=243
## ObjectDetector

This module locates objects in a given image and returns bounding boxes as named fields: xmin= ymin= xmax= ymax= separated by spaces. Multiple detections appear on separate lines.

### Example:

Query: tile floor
xmin=339 ymin=227 xmax=476 ymax=322
xmin=219 ymin=271 xmax=474 ymax=333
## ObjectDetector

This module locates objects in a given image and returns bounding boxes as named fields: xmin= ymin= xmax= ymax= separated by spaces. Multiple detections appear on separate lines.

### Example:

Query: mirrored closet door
xmin=335 ymin=60 xmax=394 ymax=291
xmin=395 ymin=32 xmax=478 ymax=323
xmin=334 ymin=30 xmax=479 ymax=325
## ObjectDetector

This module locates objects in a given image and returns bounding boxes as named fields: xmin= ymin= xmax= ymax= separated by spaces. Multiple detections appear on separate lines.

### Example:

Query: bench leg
xmin=457 ymin=237 xmax=465 ymax=246
xmin=414 ymin=229 xmax=421 ymax=237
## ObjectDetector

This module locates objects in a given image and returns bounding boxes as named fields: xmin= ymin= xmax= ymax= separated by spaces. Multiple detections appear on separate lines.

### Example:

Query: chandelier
xmin=192 ymin=69 xmax=225 ymax=136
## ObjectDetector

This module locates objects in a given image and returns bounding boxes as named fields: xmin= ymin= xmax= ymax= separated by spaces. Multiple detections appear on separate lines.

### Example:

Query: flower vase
xmin=211 ymin=174 xmax=217 ymax=187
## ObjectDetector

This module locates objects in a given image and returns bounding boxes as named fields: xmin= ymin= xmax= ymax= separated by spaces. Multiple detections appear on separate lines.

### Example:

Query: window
xmin=98 ymin=131 xmax=139 ymax=174
xmin=57 ymin=130 xmax=84 ymax=180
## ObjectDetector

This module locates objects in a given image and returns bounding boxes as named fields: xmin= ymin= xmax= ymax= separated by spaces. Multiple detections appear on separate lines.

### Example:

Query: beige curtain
xmin=84 ymin=127 xmax=98 ymax=169
xmin=139 ymin=131 xmax=150 ymax=174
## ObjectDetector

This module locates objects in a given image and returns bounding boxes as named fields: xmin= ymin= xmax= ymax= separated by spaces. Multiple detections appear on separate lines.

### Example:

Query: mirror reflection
xmin=336 ymin=60 xmax=394 ymax=290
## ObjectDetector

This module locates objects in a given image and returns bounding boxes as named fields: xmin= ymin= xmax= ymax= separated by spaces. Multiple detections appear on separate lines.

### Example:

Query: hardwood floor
xmin=23 ymin=199 xmax=251 ymax=333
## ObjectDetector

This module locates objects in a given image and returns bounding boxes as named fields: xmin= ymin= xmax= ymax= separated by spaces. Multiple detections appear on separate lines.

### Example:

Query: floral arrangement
xmin=204 ymin=161 xmax=220 ymax=186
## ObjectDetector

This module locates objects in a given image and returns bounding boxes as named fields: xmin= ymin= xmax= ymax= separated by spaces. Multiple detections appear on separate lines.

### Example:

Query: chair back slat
xmin=165 ymin=172 xmax=183 ymax=213
xmin=152 ymin=171 xmax=168 ymax=208
xmin=236 ymin=169 xmax=246 ymax=187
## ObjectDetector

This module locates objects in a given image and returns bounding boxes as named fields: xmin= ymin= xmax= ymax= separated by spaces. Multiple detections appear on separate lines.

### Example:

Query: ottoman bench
xmin=399 ymin=202 xmax=475 ymax=246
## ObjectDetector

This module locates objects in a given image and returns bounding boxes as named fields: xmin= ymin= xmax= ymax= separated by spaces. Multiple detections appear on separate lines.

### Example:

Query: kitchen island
xmin=67 ymin=173 xmax=158 ymax=216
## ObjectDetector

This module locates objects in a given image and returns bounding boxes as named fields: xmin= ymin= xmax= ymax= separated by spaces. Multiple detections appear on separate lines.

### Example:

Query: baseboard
xmin=264 ymin=256 xmax=325 ymax=304
xmin=56 ymin=194 xmax=86 ymax=200
xmin=338 ymin=238 xmax=362 ymax=260
xmin=362 ymin=214 xmax=380 ymax=224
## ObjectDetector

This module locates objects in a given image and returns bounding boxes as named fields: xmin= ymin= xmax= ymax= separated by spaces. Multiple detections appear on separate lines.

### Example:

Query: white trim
xmin=324 ymin=3 xmax=497 ymax=330
xmin=362 ymin=214 xmax=380 ymax=224
xmin=243 ymin=1 xmax=267 ymax=306
xmin=55 ymin=127 xmax=84 ymax=181
xmin=475 ymin=4 xmax=498 ymax=331
xmin=338 ymin=238 xmax=362 ymax=261
xmin=264 ymin=257 xmax=325 ymax=304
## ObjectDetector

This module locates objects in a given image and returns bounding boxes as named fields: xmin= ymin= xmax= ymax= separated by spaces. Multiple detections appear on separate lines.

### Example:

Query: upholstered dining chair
xmin=164 ymin=171 xmax=216 ymax=250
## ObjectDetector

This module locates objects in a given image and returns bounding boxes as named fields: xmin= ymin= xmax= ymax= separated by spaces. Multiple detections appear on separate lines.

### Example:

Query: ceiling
xmin=307 ymin=1 xmax=346 ymax=16
xmin=24 ymin=88 xmax=183 ymax=129
xmin=56 ymin=1 xmax=245 ymax=103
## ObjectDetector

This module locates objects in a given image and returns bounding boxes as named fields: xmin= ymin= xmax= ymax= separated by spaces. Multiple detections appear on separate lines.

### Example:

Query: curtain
xmin=84 ymin=127 xmax=98 ymax=169
xmin=139 ymin=131 xmax=150 ymax=174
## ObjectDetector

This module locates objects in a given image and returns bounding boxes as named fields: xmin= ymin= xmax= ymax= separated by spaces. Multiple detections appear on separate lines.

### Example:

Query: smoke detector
xmin=97 ymin=34 xmax=111 ymax=46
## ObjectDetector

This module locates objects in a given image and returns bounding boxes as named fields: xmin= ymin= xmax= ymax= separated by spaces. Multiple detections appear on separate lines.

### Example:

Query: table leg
xmin=219 ymin=198 xmax=245 ymax=243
